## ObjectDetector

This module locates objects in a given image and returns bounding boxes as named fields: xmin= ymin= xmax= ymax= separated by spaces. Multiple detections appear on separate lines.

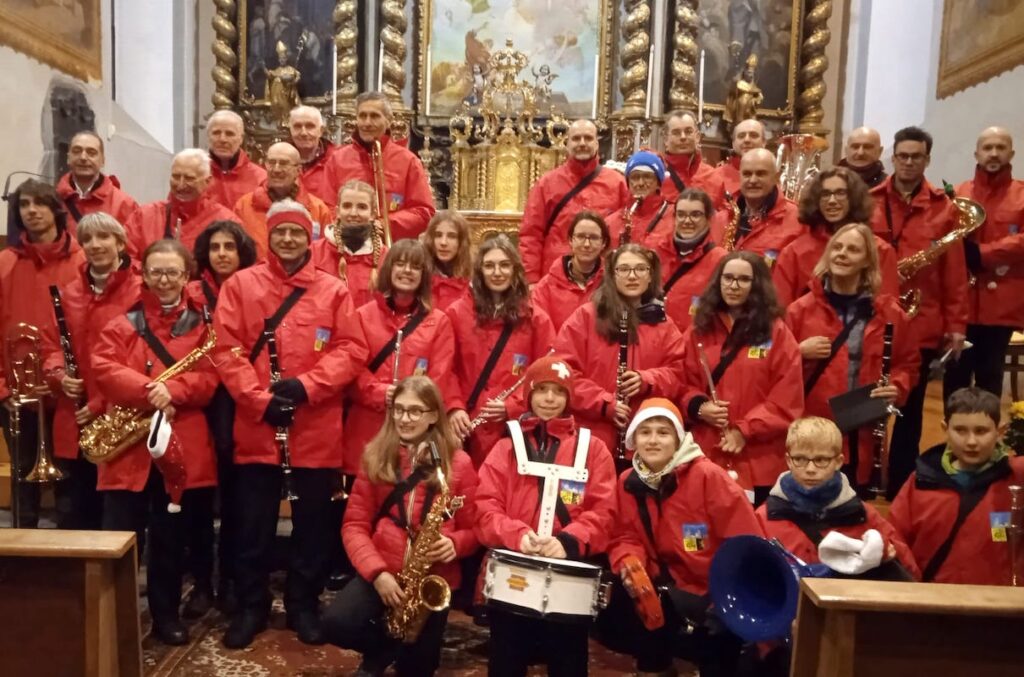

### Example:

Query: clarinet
xmin=266 ymin=328 xmax=299 ymax=502
xmin=870 ymin=322 xmax=894 ymax=499
xmin=49 ymin=285 xmax=84 ymax=409
xmin=614 ymin=310 xmax=630 ymax=470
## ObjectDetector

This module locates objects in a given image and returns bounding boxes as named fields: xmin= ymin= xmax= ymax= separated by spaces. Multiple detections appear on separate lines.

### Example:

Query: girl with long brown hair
xmin=423 ymin=210 xmax=472 ymax=311
xmin=532 ymin=210 xmax=610 ymax=331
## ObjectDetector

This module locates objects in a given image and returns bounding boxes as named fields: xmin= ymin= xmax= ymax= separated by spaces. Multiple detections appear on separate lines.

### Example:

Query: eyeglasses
xmin=614 ymin=264 xmax=651 ymax=278
xmin=482 ymin=261 xmax=514 ymax=273
xmin=820 ymin=189 xmax=849 ymax=201
xmin=675 ymin=211 xmax=707 ymax=222
xmin=572 ymin=233 xmax=604 ymax=244
xmin=721 ymin=273 xmax=753 ymax=287
xmin=787 ymin=455 xmax=839 ymax=469
xmin=893 ymin=152 xmax=927 ymax=164
xmin=144 ymin=268 xmax=186 ymax=281
xmin=392 ymin=406 xmax=433 ymax=421
xmin=394 ymin=260 xmax=424 ymax=272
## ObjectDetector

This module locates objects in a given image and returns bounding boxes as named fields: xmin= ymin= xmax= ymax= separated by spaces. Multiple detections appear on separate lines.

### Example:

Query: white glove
xmin=817 ymin=529 xmax=884 ymax=575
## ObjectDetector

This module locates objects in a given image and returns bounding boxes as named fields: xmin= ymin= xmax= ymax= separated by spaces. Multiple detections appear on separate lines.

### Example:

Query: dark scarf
xmin=673 ymin=228 xmax=710 ymax=257
xmin=779 ymin=472 xmax=843 ymax=515
xmin=737 ymin=187 xmax=779 ymax=242
xmin=340 ymin=224 xmax=371 ymax=252
xmin=838 ymin=158 xmax=887 ymax=188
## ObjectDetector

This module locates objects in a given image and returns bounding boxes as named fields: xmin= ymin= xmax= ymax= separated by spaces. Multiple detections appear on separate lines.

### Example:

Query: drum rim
xmin=485 ymin=598 xmax=598 ymax=623
xmin=489 ymin=548 xmax=602 ymax=577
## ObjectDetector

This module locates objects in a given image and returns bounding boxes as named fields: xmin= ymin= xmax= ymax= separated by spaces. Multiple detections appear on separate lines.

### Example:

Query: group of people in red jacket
xmin=2 ymin=101 xmax=1023 ymax=677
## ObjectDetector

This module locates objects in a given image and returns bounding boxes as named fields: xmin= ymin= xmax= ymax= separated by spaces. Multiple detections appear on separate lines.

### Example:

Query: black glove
xmin=262 ymin=395 xmax=296 ymax=428
xmin=963 ymin=239 xmax=983 ymax=274
xmin=270 ymin=378 xmax=308 ymax=405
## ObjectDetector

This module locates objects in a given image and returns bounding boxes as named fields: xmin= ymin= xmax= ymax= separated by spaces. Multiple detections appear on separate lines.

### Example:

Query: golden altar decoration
xmin=447 ymin=40 xmax=570 ymax=244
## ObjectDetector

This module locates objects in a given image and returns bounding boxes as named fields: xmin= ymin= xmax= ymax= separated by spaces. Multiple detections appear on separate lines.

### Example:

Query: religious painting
xmin=693 ymin=0 xmax=802 ymax=117
xmin=937 ymin=0 xmax=1024 ymax=99
xmin=0 ymin=0 xmax=102 ymax=81
xmin=417 ymin=0 xmax=615 ymax=119
xmin=239 ymin=0 xmax=336 ymax=105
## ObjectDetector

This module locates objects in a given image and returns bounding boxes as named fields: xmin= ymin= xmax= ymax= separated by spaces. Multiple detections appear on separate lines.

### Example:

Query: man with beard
xmin=205 ymin=110 xmax=267 ymax=210
xmin=289 ymin=105 xmax=338 ymax=207
xmin=519 ymin=119 xmax=631 ymax=283
xmin=839 ymin=126 xmax=887 ymax=188
xmin=712 ymin=118 xmax=767 ymax=196
xmin=56 ymin=131 xmax=138 ymax=232
xmin=658 ymin=110 xmax=726 ymax=207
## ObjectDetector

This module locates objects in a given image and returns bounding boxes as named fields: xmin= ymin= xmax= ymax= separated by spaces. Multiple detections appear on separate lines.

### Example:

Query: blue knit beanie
xmin=625 ymin=150 xmax=666 ymax=183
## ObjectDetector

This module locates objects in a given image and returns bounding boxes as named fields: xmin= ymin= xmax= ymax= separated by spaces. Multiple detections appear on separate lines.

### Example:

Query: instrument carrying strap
xmin=663 ymin=241 xmax=715 ymax=293
xmin=543 ymin=166 xmax=603 ymax=238
xmin=644 ymin=200 xmax=670 ymax=235
xmin=921 ymin=483 xmax=990 ymax=582
xmin=201 ymin=279 xmax=217 ymax=310
xmin=466 ymin=321 xmax=516 ymax=412
xmin=374 ymin=464 xmax=439 ymax=531
xmin=666 ymin=165 xmax=685 ymax=194
xmin=367 ymin=309 xmax=428 ymax=373
xmin=802 ymin=310 xmax=869 ymax=396
xmin=247 ymin=286 xmax=308 ymax=363
xmin=127 ymin=302 xmax=180 ymax=369
xmin=64 ymin=197 xmax=83 ymax=224
xmin=710 ymin=343 xmax=743 ymax=385
xmin=632 ymin=488 xmax=673 ymax=582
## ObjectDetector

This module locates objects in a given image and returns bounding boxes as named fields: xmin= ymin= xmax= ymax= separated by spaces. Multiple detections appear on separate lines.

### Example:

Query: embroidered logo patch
xmin=682 ymin=523 xmax=708 ymax=552
xmin=689 ymin=295 xmax=700 ymax=316
xmin=314 ymin=327 xmax=331 ymax=352
xmin=388 ymin=192 xmax=405 ymax=212
xmin=559 ymin=479 xmax=586 ymax=506
xmin=990 ymin=511 xmax=1010 ymax=542
xmin=413 ymin=357 xmax=429 ymax=375
xmin=763 ymin=249 xmax=779 ymax=269
xmin=1010 ymin=224 xmax=1019 ymax=235
xmin=747 ymin=340 xmax=772 ymax=359
xmin=511 ymin=353 xmax=528 ymax=376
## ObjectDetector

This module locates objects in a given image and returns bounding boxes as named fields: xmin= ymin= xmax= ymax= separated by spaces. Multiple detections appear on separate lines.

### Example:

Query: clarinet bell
xmin=282 ymin=471 xmax=299 ymax=502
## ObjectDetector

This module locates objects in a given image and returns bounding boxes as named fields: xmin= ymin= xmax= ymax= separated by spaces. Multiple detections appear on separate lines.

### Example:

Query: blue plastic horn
xmin=709 ymin=535 xmax=831 ymax=642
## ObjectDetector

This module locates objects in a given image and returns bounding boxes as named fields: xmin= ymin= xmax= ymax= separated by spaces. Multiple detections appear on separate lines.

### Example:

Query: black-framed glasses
xmin=675 ymin=211 xmax=707 ymax=222
xmin=614 ymin=264 xmax=652 ymax=278
xmin=572 ymin=233 xmax=604 ymax=244
xmin=144 ymin=268 xmax=186 ymax=281
xmin=392 ymin=406 xmax=434 ymax=421
xmin=787 ymin=454 xmax=838 ymax=468
xmin=893 ymin=152 xmax=927 ymax=164
xmin=721 ymin=273 xmax=753 ymax=287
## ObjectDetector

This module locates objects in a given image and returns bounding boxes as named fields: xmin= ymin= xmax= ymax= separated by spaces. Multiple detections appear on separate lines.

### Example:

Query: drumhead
xmin=488 ymin=548 xmax=602 ymax=578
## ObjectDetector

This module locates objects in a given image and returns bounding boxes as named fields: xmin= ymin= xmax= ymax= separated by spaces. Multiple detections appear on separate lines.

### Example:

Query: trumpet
xmin=372 ymin=139 xmax=393 ymax=248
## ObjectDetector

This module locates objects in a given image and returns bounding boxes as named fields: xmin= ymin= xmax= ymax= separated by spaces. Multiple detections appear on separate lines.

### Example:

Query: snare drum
xmin=483 ymin=548 xmax=609 ymax=622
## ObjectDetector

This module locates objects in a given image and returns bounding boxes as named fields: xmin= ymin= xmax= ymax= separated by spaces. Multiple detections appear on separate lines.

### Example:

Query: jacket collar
xmin=566 ymin=155 xmax=600 ymax=178
xmin=267 ymin=250 xmax=315 ymax=286
xmin=972 ymin=164 xmax=1013 ymax=196
xmin=16 ymin=229 xmax=76 ymax=264
xmin=662 ymin=150 xmax=704 ymax=178
xmin=914 ymin=442 xmax=1012 ymax=492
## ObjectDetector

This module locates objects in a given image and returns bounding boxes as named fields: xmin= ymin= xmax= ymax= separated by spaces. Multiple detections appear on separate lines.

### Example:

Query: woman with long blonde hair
xmin=423 ymin=210 xmax=472 ymax=311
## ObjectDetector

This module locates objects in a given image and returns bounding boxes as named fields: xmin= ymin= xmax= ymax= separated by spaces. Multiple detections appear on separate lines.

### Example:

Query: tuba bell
xmin=775 ymin=134 xmax=829 ymax=202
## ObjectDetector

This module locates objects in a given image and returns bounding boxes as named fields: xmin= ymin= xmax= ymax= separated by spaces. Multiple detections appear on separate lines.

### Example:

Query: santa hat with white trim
xmin=625 ymin=398 xmax=686 ymax=450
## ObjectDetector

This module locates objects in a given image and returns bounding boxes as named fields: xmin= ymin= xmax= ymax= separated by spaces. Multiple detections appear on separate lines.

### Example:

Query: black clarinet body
xmin=614 ymin=311 xmax=630 ymax=471
xmin=870 ymin=322 xmax=894 ymax=498
xmin=265 ymin=328 xmax=299 ymax=501
xmin=49 ymin=285 xmax=85 ymax=409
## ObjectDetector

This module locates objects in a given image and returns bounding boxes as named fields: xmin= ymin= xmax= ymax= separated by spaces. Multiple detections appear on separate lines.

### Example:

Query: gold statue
xmin=265 ymin=41 xmax=302 ymax=128
xmin=724 ymin=54 xmax=763 ymax=131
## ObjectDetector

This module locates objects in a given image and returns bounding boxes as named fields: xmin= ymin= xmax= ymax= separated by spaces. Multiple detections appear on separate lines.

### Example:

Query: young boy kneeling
xmin=890 ymin=387 xmax=1024 ymax=585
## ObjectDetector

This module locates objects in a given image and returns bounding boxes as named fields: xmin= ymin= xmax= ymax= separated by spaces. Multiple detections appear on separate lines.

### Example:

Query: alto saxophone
xmin=386 ymin=441 xmax=465 ymax=643
xmin=721 ymin=191 xmax=741 ymax=251
xmin=620 ymin=197 xmax=642 ymax=247
xmin=869 ymin=323 xmax=895 ymax=498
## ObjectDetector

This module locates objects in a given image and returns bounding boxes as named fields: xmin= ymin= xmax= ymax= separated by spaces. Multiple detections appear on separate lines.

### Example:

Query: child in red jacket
xmin=890 ymin=387 xmax=1024 ymax=585
xmin=601 ymin=398 xmax=762 ymax=677
xmin=474 ymin=355 xmax=617 ymax=677
xmin=322 ymin=376 xmax=478 ymax=676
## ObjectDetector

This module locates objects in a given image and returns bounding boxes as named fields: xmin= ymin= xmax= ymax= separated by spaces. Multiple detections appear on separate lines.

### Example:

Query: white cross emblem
xmin=552 ymin=361 xmax=570 ymax=380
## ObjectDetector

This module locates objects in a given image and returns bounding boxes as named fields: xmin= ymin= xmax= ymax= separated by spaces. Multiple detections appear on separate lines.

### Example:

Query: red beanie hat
xmin=522 ymin=354 xmax=575 ymax=405
xmin=266 ymin=204 xmax=314 ymax=241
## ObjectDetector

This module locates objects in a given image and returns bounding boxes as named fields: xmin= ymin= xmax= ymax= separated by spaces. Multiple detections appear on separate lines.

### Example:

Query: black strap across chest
xmin=666 ymin=165 xmax=685 ymax=193
xmin=466 ymin=321 xmax=516 ymax=411
xmin=664 ymin=241 xmax=715 ymax=293
xmin=126 ymin=302 xmax=201 ymax=369
xmin=643 ymin=201 xmax=670 ymax=235
xmin=921 ymin=486 xmax=989 ymax=582
xmin=367 ymin=309 xmax=428 ymax=373
xmin=803 ymin=312 xmax=866 ymax=396
xmin=247 ymin=286 xmax=308 ymax=363
xmin=374 ymin=466 xmax=440 ymax=532
xmin=543 ymin=166 xmax=603 ymax=238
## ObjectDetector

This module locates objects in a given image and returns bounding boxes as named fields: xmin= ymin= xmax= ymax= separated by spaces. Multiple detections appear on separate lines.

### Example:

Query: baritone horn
xmin=5 ymin=323 xmax=65 ymax=484
xmin=775 ymin=134 xmax=829 ymax=202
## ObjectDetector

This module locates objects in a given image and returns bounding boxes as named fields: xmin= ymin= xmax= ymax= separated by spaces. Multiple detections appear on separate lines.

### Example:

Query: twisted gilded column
xmin=333 ymin=0 xmax=359 ymax=102
xmin=380 ymin=0 xmax=409 ymax=110
xmin=669 ymin=0 xmax=698 ymax=111
xmin=619 ymin=0 xmax=651 ymax=116
xmin=210 ymin=0 xmax=238 ymax=109
xmin=797 ymin=0 xmax=832 ymax=134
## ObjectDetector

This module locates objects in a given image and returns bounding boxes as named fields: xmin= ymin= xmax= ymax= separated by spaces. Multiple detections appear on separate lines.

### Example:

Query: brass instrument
xmin=896 ymin=191 xmax=985 ymax=317
xmin=392 ymin=329 xmax=404 ymax=384
xmin=697 ymin=342 xmax=737 ymax=481
xmin=620 ymin=198 xmax=642 ymax=247
xmin=80 ymin=326 xmax=216 ymax=464
xmin=1010 ymin=484 xmax=1023 ymax=587
xmin=466 ymin=348 xmax=555 ymax=435
xmin=721 ymin=191 xmax=741 ymax=252
xmin=869 ymin=323 xmax=894 ymax=498
xmin=614 ymin=311 xmax=630 ymax=470
xmin=386 ymin=441 xmax=465 ymax=643
xmin=372 ymin=139 xmax=393 ymax=248
xmin=775 ymin=134 xmax=828 ymax=201
xmin=266 ymin=326 xmax=298 ymax=502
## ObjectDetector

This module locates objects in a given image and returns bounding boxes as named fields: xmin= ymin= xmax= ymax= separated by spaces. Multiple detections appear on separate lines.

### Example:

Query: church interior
xmin=1 ymin=0 xmax=1024 ymax=675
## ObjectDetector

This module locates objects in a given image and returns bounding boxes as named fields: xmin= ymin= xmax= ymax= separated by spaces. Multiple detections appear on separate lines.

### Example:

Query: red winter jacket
xmin=310 ymin=237 xmax=385 ymax=310
xmin=233 ymin=183 xmax=334 ymax=260
xmin=205 ymin=150 xmax=267 ymax=211
xmin=56 ymin=173 xmax=139 ymax=233
xmin=531 ymin=256 xmax=604 ymax=332
xmin=432 ymin=273 xmax=471 ymax=312
xmin=475 ymin=415 xmax=617 ymax=558
xmin=344 ymin=295 xmax=458 ymax=475
xmin=299 ymin=141 xmax=340 ymax=207
xmin=605 ymin=195 xmax=672 ymax=249
xmin=712 ymin=156 xmax=742 ymax=197
xmin=609 ymin=454 xmax=763 ymax=595
xmin=124 ymin=195 xmax=236 ymax=260
xmin=325 ymin=135 xmax=435 ymax=239
xmin=784 ymin=280 xmax=919 ymax=486
xmin=42 ymin=260 xmax=142 ymax=459
xmin=889 ymin=445 xmax=1024 ymax=585
xmin=648 ymin=237 xmax=727 ymax=332
xmin=660 ymin=152 xmax=727 ymax=208
xmin=343 ymin=448 xmax=479 ymax=588
xmin=445 ymin=296 xmax=556 ymax=466
xmin=186 ymin=271 xmax=222 ymax=311
xmin=91 ymin=291 xmax=218 ymax=492
xmin=520 ymin=157 xmax=631 ymax=282
xmin=870 ymin=177 xmax=968 ymax=348
xmin=709 ymin=191 xmax=806 ymax=265
xmin=0 ymin=231 xmax=86 ymax=399
xmin=555 ymin=302 xmax=686 ymax=454
xmin=772 ymin=227 xmax=900 ymax=307
xmin=957 ymin=165 xmax=1024 ymax=327
xmin=680 ymin=317 xmax=804 ymax=487
xmin=213 ymin=255 xmax=368 ymax=468
xmin=755 ymin=473 xmax=919 ymax=579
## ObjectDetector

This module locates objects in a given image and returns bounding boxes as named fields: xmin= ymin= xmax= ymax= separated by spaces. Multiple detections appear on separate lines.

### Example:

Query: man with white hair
xmin=124 ymin=148 xmax=236 ymax=259
xmin=712 ymin=118 xmax=767 ymax=196
xmin=205 ymin=110 xmax=266 ymax=210
xmin=289 ymin=105 xmax=338 ymax=207
xmin=56 ymin=130 xmax=139 ymax=232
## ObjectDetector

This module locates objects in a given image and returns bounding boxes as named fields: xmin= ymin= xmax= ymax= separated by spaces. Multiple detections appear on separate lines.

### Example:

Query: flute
xmin=392 ymin=329 xmax=404 ymax=384
xmin=465 ymin=348 xmax=556 ymax=434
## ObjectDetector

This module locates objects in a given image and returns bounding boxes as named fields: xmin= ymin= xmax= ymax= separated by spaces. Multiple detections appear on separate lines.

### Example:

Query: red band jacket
xmin=712 ymin=156 xmax=742 ymax=198
xmin=213 ymin=255 xmax=368 ymax=468
xmin=660 ymin=151 xmax=727 ymax=208
xmin=709 ymin=191 xmax=806 ymax=265
xmin=233 ymin=183 xmax=333 ymax=260
xmin=531 ymin=256 xmax=605 ymax=333
xmin=124 ymin=195 xmax=236 ymax=260
xmin=648 ymin=236 xmax=727 ymax=333
xmin=56 ymin=173 xmax=139 ymax=234
xmin=298 ymin=141 xmax=340 ymax=208
xmin=605 ymin=195 xmax=673 ymax=250
xmin=431 ymin=273 xmax=471 ymax=312
xmin=205 ymin=150 xmax=267 ymax=211
xmin=310 ymin=237 xmax=385 ymax=310
xmin=91 ymin=291 xmax=218 ymax=491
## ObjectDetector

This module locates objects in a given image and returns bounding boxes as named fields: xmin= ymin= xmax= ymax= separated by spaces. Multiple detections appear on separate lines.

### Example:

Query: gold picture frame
xmin=0 ymin=1 xmax=101 ymax=82
xmin=415 ymin=0 xmax=616 ymax=125
xmin=937 ymin=0 xmax=1024 ymax=99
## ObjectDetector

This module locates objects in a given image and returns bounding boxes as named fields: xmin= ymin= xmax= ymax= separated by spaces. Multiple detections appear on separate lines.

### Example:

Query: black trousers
xmin=1 ymin=407 xmax=42 ymax=527
xmin=943 ymin=324 xmax=1014 ymax=401
xmin=233 ymin=463 xmax=334 ymax=616
xmin=322 ymin=575 xmax=448 ymax=676
xmin=202 ymin=386 xmax=237 ymax=588
xmin=329 ymin=473 xmax=356 ymax=576
xmin=887 ymin=348 xmax=937 ymax=501
xmin=182 ymin=487 xmax=215 ymax=589
xmin=54 ymin=456 xmax=103 ymax=530
xmin=488 ymin=607 xmax=590 ymax=677
xmin=103 ymin=466 xmax=198 ymax=623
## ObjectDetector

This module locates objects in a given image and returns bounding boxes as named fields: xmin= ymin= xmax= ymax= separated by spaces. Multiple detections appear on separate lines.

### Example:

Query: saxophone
xmin=721 ymin=191 xmax=741 ymax=251
xmin=80 ymin=326 xmax=217 ymax=464
xmin=620 ymin=197 xmax=642 ymax=247
xmin=385 ymin=442 xmax=465 ymax=643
